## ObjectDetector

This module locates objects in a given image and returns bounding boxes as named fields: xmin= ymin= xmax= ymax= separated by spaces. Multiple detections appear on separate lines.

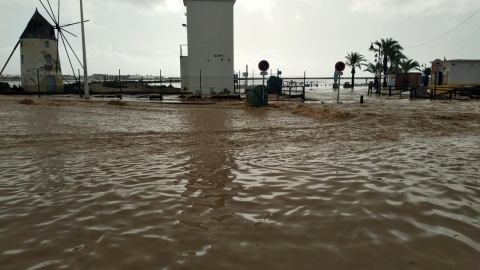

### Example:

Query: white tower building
xmin=20 ymin=9 xmax=63 ymax=92
xmin=181 ymin=0 xmax=235 ymax=95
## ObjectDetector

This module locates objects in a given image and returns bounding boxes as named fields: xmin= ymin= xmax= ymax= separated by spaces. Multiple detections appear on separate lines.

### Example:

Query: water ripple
xmin=1 ymin=98 xmax=479 ymax=269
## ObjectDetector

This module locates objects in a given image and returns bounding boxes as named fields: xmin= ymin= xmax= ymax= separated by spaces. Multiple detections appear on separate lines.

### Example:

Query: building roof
xmin=430 ymin=59 xmax=480 ymax=63
xmin=20 ymin=9 xmax=57 ymax=40
xmin=183 ymin=0 xmax=236 ymax=6
xmin=442 ymin=59 xmax=480 ymax=63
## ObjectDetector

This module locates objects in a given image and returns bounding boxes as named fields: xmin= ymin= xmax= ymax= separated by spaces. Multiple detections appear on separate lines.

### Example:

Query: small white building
xmin=181 ymin=0 xmax=235 ymax=94
xmin=433 ymin=59 xmax=480 ymax=87
xmin=20 ymin=9 xmax=63 ymax=92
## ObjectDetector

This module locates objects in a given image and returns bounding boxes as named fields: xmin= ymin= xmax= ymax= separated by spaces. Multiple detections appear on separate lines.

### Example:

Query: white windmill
xmin=0 ymin=0 xmax=88 ymax=95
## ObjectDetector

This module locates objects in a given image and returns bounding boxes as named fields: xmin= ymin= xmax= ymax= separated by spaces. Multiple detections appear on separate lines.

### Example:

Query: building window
xmin=21 ymin=55 xmax=24 ymax=64
xmin=45 ymin=55 xmax=52 ymax=65
xmin=21 ymin=41 xmax=23 ymax=47
xmin=45 ymin=41 xmax=49 ymax=48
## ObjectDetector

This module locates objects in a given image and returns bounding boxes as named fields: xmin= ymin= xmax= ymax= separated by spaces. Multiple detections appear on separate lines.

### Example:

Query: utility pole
xmin=80 ymin=0 xmax=89 ymax=98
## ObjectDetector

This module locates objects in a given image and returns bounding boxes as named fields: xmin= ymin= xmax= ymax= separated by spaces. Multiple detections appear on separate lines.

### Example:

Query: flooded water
xmin=1 ymin=95 xmax=479 ymax=269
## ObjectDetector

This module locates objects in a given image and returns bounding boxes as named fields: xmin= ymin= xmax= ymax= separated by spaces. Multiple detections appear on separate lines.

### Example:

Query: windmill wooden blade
xmin=46 ymin=0 xmax=58 ymax=26
xmin=55 ymin=0 xmax=60 ymax=73
xmin=0 ymin=41 xmax=20 ymax=77
xmin=61 ymin=20 xmax=89 ymax=28
xmin=59 ymin=27 xmax=77 ymax=37
xmin=35 ymin=0 xmax=88 ymax=87
xmin=39 ymin=0 xmax=58 ymax=26
xmin=60 ymin=33 xmax=78 ymax=82
xmin=59 ymin=31 xmax=83 ymax=68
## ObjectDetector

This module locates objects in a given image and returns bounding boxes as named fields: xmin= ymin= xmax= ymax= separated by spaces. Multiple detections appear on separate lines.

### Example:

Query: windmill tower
xmin=20 ymin=8 xmax=63 ymax=92
xmin=181 ymin=0 xmax=236 ymax=95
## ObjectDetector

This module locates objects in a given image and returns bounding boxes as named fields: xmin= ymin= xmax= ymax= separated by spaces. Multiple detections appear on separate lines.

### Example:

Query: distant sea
xmin=0 ymin=81 xmax=21 ymax=87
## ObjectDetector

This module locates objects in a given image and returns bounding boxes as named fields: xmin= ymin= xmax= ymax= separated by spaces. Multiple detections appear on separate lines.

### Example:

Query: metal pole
xmin=119 ymin=69 xmax=122 ymax=94
xmin=337 ymin=73 xmax=341 ymax=104
xmin=262 ymin=74 xmax=265 ymax=106
xmin=160 ymin=69 xmax=162 ymax=84
xmin=378 ymin=45 xmax=382 ymax=94
xmin=78 ymin=68 xmax=81 ymax=96
xmin=303 ymin=71 xmax=306 ymax=103
xmin=80 ymin=0 xmax=89 ymax=98
xmin=37 ymin=68 xmax=40 ymax=98
xmin=199 ymin=70 xmax=202 ymax=94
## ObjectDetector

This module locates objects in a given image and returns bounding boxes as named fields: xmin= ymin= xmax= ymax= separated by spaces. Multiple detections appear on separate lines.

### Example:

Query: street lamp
xmin=369 ymin=43 xmax=383 ymax=94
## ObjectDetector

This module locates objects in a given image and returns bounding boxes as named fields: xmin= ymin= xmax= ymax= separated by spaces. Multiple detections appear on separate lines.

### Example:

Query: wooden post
xmin=119 ymin=69 xmax=122 ymax=95
xmin=37 ymin=68 xmax=41 ymax=98
xmin=0 ymin=41 xmax=20 ymax=77
xmin=245 ymin=65 xmax=248 ymax=88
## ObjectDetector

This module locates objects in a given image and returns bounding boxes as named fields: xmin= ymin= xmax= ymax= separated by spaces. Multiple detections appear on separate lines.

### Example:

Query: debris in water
xmin=19 ymin=99 xmax=35 ymax=105
xmin=107 ymin=100 xmax=127 ymax=106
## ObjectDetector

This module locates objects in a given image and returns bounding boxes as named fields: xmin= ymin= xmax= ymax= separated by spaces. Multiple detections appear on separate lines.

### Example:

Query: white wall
xmin=444 ymin=60 xmax=480 ymax=85
xmin=20 ymin=38 xmax=63 ymax=91
xmin=185 ymin=0 xmax=235 ymax=94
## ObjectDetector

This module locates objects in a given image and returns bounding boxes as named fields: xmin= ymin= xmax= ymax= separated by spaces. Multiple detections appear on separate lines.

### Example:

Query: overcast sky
xmin=1 ymin=0 xmax=480 ymax=77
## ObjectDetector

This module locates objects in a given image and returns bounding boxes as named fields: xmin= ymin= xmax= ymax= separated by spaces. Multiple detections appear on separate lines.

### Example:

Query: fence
xmin=183 ymin=75 xmax=237 ymax=95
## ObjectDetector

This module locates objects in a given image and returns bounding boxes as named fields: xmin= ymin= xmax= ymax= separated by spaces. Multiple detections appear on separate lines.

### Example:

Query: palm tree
xmin=421 ymin=67 xmax=432 ymax=86
xmin=399 ymin=59 xmax=421 ymax=73
xmin=388 ymin=49 xmax=406 ymax=73
xmin=364 ymin=62 xmax=382 ymax=91
xmin=345 ymin=52 xmax=366 ymax=89
xmin=374 ymin=38 xmax=403 ymax=85
xmin=364 ymin=62 xmax=382 ymax=75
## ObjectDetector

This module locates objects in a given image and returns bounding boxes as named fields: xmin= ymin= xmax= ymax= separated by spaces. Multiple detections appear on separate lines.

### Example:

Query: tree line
xmin=345 ymin=38 xmax=432 ymax=88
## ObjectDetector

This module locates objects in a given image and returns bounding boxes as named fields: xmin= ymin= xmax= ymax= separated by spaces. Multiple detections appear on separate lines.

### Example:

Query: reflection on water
xmin=0 ymin=96 xmax=479 ymax=269
xmin=176 ymin=109 xmax=240 ymax=230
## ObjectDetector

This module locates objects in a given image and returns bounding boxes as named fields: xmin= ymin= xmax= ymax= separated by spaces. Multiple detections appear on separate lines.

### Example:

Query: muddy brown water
xmin=1 ymin=95 xmax=479 ymax=269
